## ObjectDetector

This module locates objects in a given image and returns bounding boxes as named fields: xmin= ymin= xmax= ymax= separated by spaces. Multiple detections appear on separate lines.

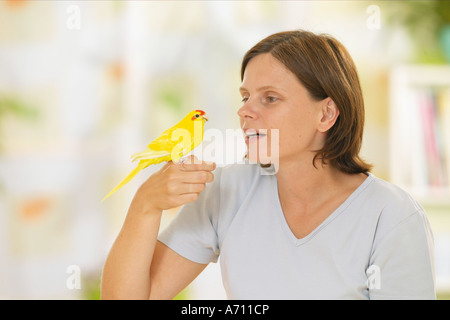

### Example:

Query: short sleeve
xmin=157 ymin=168 xmax=222 ymax=264
xmin=367 ymin=209 xmax=436 ymax=300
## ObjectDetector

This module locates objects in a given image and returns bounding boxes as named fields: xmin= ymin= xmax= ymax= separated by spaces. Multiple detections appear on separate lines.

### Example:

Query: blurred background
xmin=0 ymin=0 xmax=449 ymax=300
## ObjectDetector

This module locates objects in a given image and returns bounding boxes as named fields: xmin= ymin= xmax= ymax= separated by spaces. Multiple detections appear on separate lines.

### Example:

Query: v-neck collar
xmin=269 ymin=172 xmax=374 ymax=246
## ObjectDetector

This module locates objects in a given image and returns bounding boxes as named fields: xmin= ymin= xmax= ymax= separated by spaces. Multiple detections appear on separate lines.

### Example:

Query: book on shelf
xmin=404 ymin=87 xmax=450 ymax=194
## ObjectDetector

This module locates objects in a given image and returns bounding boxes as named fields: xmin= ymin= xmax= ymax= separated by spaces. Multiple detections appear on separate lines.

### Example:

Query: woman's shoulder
xmin=363 ymin=173 xmax=427 ymax=230
xmin=367 ymin=173 xmax=424 ymax=211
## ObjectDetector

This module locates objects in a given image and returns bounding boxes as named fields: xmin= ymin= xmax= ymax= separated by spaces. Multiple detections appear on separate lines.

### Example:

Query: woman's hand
xmin=129 ymin=155 xmax=216 ymax=215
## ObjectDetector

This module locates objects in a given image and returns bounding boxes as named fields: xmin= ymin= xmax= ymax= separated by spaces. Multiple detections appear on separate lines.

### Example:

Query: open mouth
xmin=244 ymin=129 xmax=267 ymax=142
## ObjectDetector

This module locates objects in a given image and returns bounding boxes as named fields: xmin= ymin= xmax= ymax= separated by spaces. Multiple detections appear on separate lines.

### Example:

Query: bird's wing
xmin=146 ymin=128 xmax=173 ymax=151
xmin=148 ymin=123 xmax=193 ymax=151
xmin=130 ymin=128 xmax=177 ymax=162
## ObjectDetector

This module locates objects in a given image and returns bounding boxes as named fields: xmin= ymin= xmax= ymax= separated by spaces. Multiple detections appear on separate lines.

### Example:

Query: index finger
xmin=179 ymin=160 xmax=216 ymax=172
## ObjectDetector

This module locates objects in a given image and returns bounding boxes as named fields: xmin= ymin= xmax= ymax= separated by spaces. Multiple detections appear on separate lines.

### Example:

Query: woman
xmin=101 ymin=30 xmax=436 ymax=299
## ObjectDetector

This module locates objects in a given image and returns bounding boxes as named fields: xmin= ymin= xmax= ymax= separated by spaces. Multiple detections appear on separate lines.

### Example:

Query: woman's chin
xmin=246 ymin=154 xmax=272 ymax=165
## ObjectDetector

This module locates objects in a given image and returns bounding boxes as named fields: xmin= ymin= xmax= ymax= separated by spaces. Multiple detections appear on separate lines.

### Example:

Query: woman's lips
xmin=244 ymin=129 xmax=267 ymax=143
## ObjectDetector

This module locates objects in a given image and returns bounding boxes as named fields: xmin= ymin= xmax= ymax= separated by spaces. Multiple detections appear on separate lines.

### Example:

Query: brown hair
xmin=241 ymin=30 xmax=372 ymax=174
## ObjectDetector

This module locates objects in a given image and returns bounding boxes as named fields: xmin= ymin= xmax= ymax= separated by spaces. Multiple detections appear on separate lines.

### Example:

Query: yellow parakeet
xmin=102 ymin=109 xmax=208 ymax=201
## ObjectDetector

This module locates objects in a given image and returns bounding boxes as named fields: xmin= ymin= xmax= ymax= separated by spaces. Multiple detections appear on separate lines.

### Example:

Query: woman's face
xmin=238 ymin=53 xmax=329 ymax=166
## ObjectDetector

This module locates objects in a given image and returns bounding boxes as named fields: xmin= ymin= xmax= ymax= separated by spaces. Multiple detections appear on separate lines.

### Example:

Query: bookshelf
xmin=389 ymin=65 xmax=450 ymax=205
xmin=390 ymin=66 xmax=450 ymax=296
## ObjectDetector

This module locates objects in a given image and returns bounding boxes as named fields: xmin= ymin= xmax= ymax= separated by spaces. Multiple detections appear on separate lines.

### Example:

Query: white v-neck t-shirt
xmin=158 ymin=163 xmax=436 ymax=299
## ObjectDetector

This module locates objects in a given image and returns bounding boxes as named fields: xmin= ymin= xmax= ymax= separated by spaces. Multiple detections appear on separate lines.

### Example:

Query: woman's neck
xmin=276 ymin=159 xmax=337 ymax=202
xmin=275 ymin=154 xmax=368 ymax=210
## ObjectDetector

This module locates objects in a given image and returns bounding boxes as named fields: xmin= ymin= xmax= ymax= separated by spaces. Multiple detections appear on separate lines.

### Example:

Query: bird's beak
xmin=202 ymin=114 xmax=208 ymax=122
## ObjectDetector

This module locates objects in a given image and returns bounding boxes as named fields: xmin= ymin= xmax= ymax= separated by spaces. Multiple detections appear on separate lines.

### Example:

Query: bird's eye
xmin=195 ymin=114 xmax=200 ymax=118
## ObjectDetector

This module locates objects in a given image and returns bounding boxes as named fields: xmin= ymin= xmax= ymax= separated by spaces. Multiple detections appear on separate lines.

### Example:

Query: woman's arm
xmin=100 ymin=157 xmax=215 ymax=299
xmin=148 ymin=241 xmax=208 ymax=299
xmin=100 ymin=203 xmax=162 ymax=299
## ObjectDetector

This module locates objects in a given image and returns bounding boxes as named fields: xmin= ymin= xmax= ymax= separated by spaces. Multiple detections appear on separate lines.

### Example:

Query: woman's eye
xmin=241 ymin=97 xmax=249 ymax=103
xmin=265 ymin=96 xmax=278 ymax=103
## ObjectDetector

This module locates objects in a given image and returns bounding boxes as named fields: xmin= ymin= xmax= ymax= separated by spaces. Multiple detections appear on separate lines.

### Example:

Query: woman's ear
xmin=318 ymin=98 xmax=339 ymax=133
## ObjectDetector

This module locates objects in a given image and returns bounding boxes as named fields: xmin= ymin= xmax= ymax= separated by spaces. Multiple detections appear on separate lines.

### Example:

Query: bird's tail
xmin=131 ymin=149 xmax=170 ymax=162
xmin=102 ymin=161 xmax=147 ymax=201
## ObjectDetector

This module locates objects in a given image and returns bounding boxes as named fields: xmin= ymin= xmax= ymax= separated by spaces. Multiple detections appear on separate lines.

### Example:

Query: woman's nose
xmin=237 ymin=102 xmax=257 ymax=122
